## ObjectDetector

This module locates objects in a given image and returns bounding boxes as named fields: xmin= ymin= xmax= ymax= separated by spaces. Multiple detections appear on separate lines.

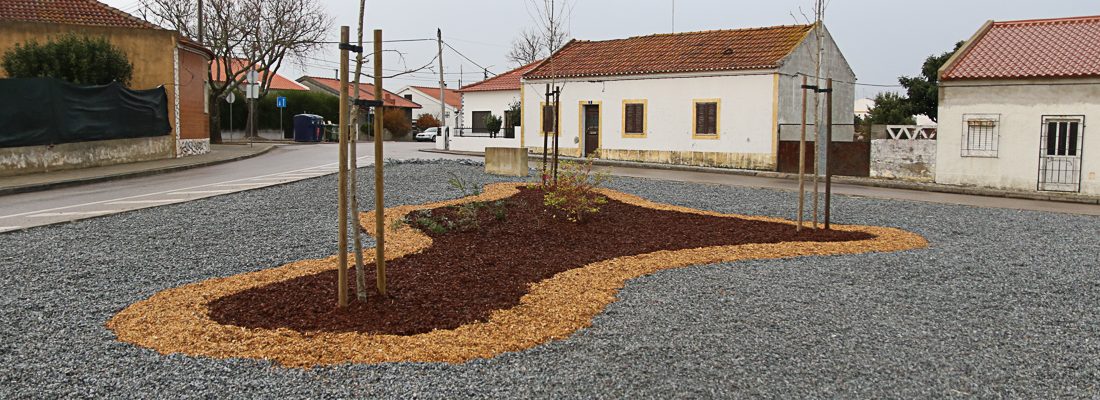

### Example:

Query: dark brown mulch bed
xmin=208 ymin=188 xmax=872 ymax=335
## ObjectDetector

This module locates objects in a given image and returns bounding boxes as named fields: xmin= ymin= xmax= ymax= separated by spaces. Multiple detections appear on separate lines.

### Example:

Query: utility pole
xmin=372 ymin=29 xmax=387 ymax=297
xmin=197 ymin=0 xmax=204 ymax=45
xmin=824 ymin=78 xmax=834 ymax=230
xmin=671 ymin=0 xmax=676 ymax=33
xmin=437 ymin=28 xmax=448 ymax=149
xmin=798 ymin=75 xmax=807 ymax=232
xmin=336 ymin=26 xmax=350 ymax=308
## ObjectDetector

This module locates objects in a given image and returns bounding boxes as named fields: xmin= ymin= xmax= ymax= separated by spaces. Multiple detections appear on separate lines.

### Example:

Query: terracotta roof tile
xmin=408 ymin=86 xmax=462 ymax=108
xmin=524 ymin=24 xmax=813 ymax=80
xmin=460 ymin=60 xmax=542 ymax=92
xmin=211 ymin=58 xmax=309 ymax=91
xmin=297 ymin=76 xmax=421 ymax=109
xmin=0 ymin=0 xmax=162 ymax=30
xmin=943 ymin=15 xmax=1100 ymax=80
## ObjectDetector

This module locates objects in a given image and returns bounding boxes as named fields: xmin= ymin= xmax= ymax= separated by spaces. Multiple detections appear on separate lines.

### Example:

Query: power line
xmin=442 ymin=41 xmax=496 ymax=76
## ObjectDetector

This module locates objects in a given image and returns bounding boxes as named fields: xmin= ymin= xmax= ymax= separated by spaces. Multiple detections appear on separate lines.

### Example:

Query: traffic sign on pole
xmin=276 ymin=96 xmax=287 ymax=108
xmin=225 ymin=91 xmax=236 ymax=104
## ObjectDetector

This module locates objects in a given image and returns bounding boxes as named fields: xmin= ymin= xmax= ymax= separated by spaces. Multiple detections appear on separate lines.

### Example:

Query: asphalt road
xmin=0 ymin=142 xmax=463 ymax=232
xmin=2 ymin=141 xmax=1097 ymax=233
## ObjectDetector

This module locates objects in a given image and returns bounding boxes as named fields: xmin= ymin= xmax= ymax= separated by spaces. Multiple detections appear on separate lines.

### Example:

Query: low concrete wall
xmin=0 ymin=136 xmax=174 ymax=177
xmin=870 ymin=139 xmax=936 ymax=182
xmin=485 ymin=147 xmax=528 ymax=177
xmin=436 ymin=135 xmax=521 ymax=153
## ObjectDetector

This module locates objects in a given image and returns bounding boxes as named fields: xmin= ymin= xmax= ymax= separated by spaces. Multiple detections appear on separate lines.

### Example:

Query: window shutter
xmin=707 ymin=103 xmax=717 ymax=134
xmin=542 ymin=105 xmax=555 ymax=133
xmin=695 ymin=104 xmax=706 ymax=134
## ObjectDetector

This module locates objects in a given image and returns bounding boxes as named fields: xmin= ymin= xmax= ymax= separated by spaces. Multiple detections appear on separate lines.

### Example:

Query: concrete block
xmin=485 ymin=147 xmax=529 ymax=177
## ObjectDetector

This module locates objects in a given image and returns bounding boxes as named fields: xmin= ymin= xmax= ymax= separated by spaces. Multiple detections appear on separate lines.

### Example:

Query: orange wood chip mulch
xmin=106 ymin=183 xmax=928 ymax=368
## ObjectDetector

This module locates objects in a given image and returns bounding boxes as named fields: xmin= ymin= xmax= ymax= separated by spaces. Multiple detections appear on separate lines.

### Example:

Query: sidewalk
xmin=421 ymin=148 xmax=1100 ymax=206
xmin=0 ymin=143 xmax=276 ymax=196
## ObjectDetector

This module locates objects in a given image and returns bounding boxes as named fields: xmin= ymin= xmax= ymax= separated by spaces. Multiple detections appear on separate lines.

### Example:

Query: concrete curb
xmin=419 ymin=148 xmax=1100 ymax=206
xmin=0 ymin=144 xmax=277 ymax=197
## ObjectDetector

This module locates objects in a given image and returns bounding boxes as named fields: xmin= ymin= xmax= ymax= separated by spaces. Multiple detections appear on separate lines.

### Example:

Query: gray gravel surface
xmin=1 ymin=160 xmax=1098 ymax=398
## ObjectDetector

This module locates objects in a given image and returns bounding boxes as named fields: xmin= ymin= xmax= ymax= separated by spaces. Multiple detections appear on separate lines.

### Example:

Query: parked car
xmin=415 ymin=126 xmax=443 ymax=142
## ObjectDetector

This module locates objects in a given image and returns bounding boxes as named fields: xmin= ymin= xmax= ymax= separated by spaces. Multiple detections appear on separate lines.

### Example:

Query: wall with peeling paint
xmin=0 ymin=136 xmax=174 ymax=177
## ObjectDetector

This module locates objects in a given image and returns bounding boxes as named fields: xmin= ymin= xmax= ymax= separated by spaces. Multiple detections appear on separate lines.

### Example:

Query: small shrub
xmin=491 ymin=200 xmax=507 ymax=221
xmin=484 ymin=113 xmax=502 ymax=135
xmin=415 ymin=113 xmax=442 ymax=129
xmin=541 ymin=158 xmax=609 ymax=222
xmin=382 ymin=107 xmax=412 ymax=136
xmin=447 ymin=172 xmax=481 ymax=197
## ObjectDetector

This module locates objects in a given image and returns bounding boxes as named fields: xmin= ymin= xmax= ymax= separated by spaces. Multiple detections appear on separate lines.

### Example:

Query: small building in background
xmin=0 ymin=0 xmax=213 ymax=176
xmin=458 ymin=60 xmax=542 ymax=136
xmin=395 ymin=86 xmax=461 ymax=129
xmin=296 ymin=76 xmax=422 ymax=135
xmin=937 ymin=15 xmax=1100 ymax=195
xmin=520 ymin=23 xmax=858 ymax=174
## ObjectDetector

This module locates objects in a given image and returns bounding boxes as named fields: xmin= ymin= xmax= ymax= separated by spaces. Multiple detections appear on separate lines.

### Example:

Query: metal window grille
xmin=961 ymin=115 xmax=999 ymax=157
xmin=1037 ymin=116 xmax=1085 ymax=192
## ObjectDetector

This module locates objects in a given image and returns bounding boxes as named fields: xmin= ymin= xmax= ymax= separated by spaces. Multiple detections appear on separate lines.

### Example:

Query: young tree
xmin=140 ymin=0 xmax=330 ymax=142
xmin=506 ymin=26 xmax=569 ymax=66
xmin=898 ymin=41 xmax=964 ymax=123
xmin=1 ymin=35 xmax=133 ymax=85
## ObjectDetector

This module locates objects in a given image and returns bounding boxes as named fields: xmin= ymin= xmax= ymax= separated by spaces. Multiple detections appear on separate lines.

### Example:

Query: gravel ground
xmin=1 ymin=160 xmax=1098 ymax=398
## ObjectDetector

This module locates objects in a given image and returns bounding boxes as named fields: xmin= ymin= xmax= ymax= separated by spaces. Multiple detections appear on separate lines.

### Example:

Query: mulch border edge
xmin=106 ymin=183 xmax=929 ymax=368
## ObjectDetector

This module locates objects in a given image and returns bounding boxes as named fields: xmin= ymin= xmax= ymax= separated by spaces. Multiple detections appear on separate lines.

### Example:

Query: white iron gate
xmin=1037 ymin=116 xmax=1085 ymax=192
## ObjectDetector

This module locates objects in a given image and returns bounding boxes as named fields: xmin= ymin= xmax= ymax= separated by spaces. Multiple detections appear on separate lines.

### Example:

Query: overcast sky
xmin=105 ymin=0 xmax=1100 ymax=98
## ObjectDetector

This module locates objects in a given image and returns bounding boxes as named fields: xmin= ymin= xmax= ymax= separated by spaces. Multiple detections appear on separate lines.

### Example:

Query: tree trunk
xmin=209 ymin=98 xmax=223 ymax=144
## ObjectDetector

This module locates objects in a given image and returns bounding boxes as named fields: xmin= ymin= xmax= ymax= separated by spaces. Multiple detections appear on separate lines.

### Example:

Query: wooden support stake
xmin=373 ymin=29 xmax=387 ymax=297
xmin=542 ymin=84 xmax=550 ymax=185
xmin=797 ymin=76 xmax=807 ymax=232
xmin=552 ymin=88 xmax=560 ymax=185
xmin=336 ymin=26 xmax=350 ymax=308
xmin=824 ymin=78 xmax=834 ymax=230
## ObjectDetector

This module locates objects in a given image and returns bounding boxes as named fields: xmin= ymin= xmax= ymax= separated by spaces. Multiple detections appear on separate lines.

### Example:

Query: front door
xmin=583 ymin=104 xmax=600 ymax=157
xmin=1038 ymin=116 xmax=1085 ymax=192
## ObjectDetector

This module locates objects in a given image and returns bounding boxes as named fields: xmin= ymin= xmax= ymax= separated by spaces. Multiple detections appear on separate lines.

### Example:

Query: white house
xmin=395 ymin=86 xmax=461 ymax=128
xmin=937 ymin=15 xmax=1100 ymax=195
xmin=519 ymin=23 xmax=856 ymax=172
xmin=458 ymin=60 xmax=541 ymax=136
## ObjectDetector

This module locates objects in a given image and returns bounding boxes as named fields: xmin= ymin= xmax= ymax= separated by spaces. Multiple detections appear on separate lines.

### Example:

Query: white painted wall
xmin=522 ymin=72 xmax=776 ymax=158
xmin=435 ymin=134 xmax=520 ymax=153
xmin=937 ymin=78 xmax=1100 ymax=195
xmin=396 ymin=87 xmax=459 ymax=127
xmin=461 ymin=90 xmax=520 ymax=131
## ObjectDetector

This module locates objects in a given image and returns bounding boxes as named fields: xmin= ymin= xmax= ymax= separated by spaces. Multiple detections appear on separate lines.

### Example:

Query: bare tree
xmin=140 ymin=0 xmax=330 ymax=142
xmin=506 ymin=26 xmax=569 ymax=66
xmin=524 ymin=0 xmax=574 ymax=182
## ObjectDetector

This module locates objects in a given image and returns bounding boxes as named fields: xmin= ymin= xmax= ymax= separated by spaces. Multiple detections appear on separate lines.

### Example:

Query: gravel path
xmin=1 ymin=160 xmax=1098 ymax=398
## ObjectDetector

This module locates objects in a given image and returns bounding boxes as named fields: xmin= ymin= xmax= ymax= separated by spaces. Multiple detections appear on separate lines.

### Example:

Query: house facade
xmin=937 ymin=15 xmax=1100 ymax=195
xmin=520 ymin=24 xmax=855 ymax=171
xmin=459 ymin=60 xmax=541 ymax=135
xmin=297 ymin=76 xmax=422 ymax=133
xmin=395 ymin=86 xmax=460 ymax=129
xmin=0 ymin=0 xmax=213 ymax=163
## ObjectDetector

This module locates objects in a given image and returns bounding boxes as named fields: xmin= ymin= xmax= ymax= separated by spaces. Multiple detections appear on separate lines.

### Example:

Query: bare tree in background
xmin=509 ymin=2 xmax=572 ymax=66
xmin=140 ymin=0 xmax=330 ymax=143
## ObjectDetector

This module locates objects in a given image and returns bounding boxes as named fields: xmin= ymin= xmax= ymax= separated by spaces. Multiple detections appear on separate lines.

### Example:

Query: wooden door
xmin=584 ymin=104 xmax=600 ymax=156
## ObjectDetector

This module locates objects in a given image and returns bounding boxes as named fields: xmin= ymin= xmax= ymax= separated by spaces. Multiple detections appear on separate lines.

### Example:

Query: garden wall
xmin=870 ymin=139 xmax=936 ymax=182
xmin=0 ymin=135 xmax=174 ymax=177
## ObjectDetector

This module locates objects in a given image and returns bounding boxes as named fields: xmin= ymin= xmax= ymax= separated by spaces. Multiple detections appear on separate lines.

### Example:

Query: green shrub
xmin=1 ymin=34 xmax=133 ymax=85
xmin=541 ymin=158 xmax=609 ymax=222
xmin=484 ymin=113 xmax=502 ymax=134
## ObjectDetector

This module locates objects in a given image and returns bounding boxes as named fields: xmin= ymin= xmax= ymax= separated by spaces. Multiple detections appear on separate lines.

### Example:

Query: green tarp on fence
xmin=0 ymin=78 xmax=170 ymax=148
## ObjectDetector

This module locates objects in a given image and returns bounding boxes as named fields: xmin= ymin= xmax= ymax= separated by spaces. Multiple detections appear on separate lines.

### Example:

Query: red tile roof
xmin=460 ymin=60 xmax=542 ymax=92
xmin=942 ymin=15 xmax=1100 ymax=80
xmin=0 ymin=0 xmax=162 ymax=30
xmin=298 ymin=76 xmax=422 ymax=109
xmin=211 ymin=58 xmax=309 ymax=91
xmin=407 ymin=86 xmax=462 ymax=108
xmin=524 ymin=25 xmax=813 ymax=80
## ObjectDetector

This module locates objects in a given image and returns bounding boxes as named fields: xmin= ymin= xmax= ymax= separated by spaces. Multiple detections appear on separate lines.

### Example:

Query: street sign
xmin=276 ymin=96 xmax=287 ymax=108
xmin=246 ymin=70 xmax=259 ymax=83
xmin=225 ymin=92 xmax=236 ymax=104
xmin=245 ymin=83 xmax=260 ymax=99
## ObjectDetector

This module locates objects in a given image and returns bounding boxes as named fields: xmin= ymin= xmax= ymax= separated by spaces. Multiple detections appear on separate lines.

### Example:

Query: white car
xmin=415 ymin=127 xmax=443 ymax=142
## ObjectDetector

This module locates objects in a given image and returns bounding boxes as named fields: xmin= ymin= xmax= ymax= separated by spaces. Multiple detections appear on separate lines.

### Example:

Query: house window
xmin=471 ymin=111 xmax=491 ymax=133
xmin=623 ymin=100 xmax=646 ymax=137
xmin=693 ymin=99 xmax=719 ymax=138
xmin=962 ymin=114 xmax=999 ymax=157
xmin=1042 ymin=117 xmax=1084 ymax=157
xmin=404 ymin=94 xmax=413 ymax=101
xmin=540 ymin=103 xmax=557 ymax=134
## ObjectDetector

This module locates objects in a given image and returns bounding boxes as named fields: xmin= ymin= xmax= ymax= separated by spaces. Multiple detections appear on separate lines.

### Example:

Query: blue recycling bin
xmin=293 ymin=114 xmax=325 ymax=142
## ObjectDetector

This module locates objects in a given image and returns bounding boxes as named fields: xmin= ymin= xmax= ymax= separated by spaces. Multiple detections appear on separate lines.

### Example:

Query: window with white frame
xmin=962 ymin=114 xmax=1000 ymax=157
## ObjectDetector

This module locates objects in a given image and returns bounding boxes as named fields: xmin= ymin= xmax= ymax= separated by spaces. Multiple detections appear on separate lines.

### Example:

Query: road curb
xmin=0 ymin=144 xmax=277 ymax=197
xmin=419 ymin=148 xmax=1100 ymax=206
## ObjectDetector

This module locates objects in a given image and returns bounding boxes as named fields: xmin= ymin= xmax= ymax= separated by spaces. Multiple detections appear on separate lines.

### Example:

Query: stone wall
xmin=870 ymin=139 xmax=936 ymax=182
xmin=0 ymin=136 xmax=174 ymax=177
